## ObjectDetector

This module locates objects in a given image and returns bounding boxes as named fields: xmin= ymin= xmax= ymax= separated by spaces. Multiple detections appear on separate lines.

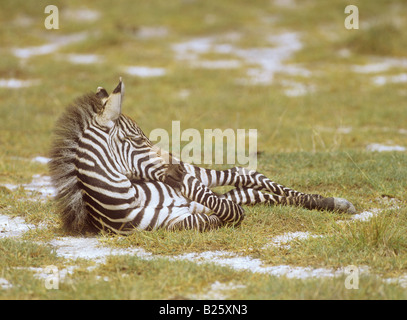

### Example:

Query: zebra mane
xmin=49 ymin=92 xmax=102 ymax=233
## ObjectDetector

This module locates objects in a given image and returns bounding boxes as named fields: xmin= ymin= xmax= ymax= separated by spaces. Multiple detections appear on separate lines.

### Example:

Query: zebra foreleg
xmin=167 ymin=213 xmax=223 ymax=232
xmin=221 ymin=187 xmax=355 ymax=213
xmin=215 ymin=167 xmax=355 ymax=214
xmin=164 ymin=164 xmax=245 ymax=226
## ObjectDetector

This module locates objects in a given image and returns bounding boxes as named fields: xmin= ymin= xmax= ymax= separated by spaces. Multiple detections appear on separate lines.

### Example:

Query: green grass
xmin=1 ymin=0 xmax=407 ymax=300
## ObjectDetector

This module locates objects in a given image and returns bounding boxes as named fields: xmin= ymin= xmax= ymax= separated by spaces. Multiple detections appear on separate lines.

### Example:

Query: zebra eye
xmin=124 ymin=134 xmax=137 ymax=140
xmin=124 ymin=134 xmax=143 ymax=144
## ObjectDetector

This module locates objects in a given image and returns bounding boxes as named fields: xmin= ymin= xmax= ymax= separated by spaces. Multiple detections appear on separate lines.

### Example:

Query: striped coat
xmin=49 ymin=79 xmax=355 ymax=234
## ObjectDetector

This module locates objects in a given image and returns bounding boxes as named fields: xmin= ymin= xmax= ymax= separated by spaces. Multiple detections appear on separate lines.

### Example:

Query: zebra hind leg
xmin=164 ymin=164 xmax=245 ymax=226
xmin=168 ymin=213 xmax=223 ymax=232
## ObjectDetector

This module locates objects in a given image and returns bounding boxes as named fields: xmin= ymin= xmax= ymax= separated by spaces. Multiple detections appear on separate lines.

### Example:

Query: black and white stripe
xmin=49 ymin=79 xmax=356 ymax=235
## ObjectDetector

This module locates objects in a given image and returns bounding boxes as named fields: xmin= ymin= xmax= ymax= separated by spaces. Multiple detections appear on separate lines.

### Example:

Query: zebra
xmin=49 ymin=78 xmax=356 ymax=235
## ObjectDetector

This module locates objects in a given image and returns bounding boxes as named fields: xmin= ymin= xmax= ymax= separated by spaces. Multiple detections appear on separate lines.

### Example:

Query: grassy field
xmin=1 ymin=0 xmax=407 ymax=300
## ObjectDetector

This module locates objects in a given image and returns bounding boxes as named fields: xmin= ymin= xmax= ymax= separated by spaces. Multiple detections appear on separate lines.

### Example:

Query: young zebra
xmin=49 ymin=79 xmax=355 ymax=235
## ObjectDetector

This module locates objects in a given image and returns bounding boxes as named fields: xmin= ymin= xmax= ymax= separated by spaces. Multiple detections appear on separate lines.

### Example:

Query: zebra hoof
xmin=164 ymin=164 xmax=186 ymax=189
xmin=333 ymin=198 xmax=356 ymax=214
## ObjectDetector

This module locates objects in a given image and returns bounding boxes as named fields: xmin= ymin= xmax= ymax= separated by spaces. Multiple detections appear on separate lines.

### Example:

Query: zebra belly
xmin=127 ymin=181 xmax=194 ymax=231
xmin=86 ymin=180 xmax=211 ymax=233
xmin=135 ymin=205 xmax=192 ymax=230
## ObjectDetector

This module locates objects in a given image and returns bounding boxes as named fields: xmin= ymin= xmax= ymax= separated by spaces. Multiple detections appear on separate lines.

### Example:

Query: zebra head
xmin=92 ymin=78 xmax=171 ymax=182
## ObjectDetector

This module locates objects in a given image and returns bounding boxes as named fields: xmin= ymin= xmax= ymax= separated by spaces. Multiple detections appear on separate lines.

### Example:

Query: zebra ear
xmin=96 ymin=86 xmax=109 ymax=104
xmin=97 ymin=78 xmax=125 ymax=127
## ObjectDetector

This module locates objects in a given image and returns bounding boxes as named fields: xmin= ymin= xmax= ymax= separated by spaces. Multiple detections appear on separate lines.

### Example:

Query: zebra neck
xmin=76 ymin=159 xmax=140 ymax=219
xmin=76 ymin=134 xmax=138 ymax=201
